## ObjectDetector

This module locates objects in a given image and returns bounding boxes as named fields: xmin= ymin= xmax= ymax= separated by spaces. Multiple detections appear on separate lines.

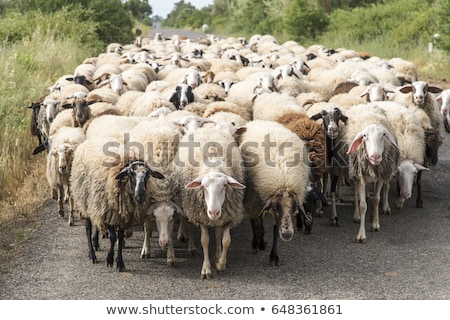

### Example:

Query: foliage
xmin=8 ymin=0 xmax=134 ymax=45
xmin=285 ymin=0 xmax=329 ymax=43
xmin=434 ymin=0 xmax=450 ymax=53
xmin=123 ymin=0 xmax=153 ymax=25
xmin=164 ymin=1 xmax=212 ymax=29
xmin=0 ymin=9 xmax=99 ymax=205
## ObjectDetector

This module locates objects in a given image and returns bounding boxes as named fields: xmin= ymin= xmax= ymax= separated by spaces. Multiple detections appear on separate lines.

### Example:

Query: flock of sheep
xmin=28 ymin=30 xmax=450 ymax=279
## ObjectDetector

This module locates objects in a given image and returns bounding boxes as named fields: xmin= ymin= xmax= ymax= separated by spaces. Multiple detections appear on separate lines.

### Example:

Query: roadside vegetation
xmin=0 ymin=0 xmax=449 ymax=265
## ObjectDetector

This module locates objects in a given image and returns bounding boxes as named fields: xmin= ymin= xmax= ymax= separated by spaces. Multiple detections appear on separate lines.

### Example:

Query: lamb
xmin=174 ymin=125 xmax=246 ymax=279
xmin=127 ymin=119 xmax=184 ymax=266
xmin=375 ymin=102 xmax=428 ymax=210
xmin=45 ymin=126 xmax=86 ymax=226
xmin=338 ymin=104 xmax=400 ymax=242
xmin=70 ymin=138 xmax=164 ymax=270
xmin=238 ymin=120 xmax=311 ymax=266
xmin=436 ymin=89 xmax=450 ymax=133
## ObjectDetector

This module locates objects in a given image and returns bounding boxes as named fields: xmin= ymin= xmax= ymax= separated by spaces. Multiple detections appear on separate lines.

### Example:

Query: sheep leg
xmin=250 ymin=216 xmax=265 ymax=252
xmin=141 ymin=217 xmax=152 ymax=259
xmin=381 ymin=181 xmax=391 ymax=215
xmin=395 ymin=179 xmax=405 ymax=209
xmin=216 ymin=226 xmax=231 ymax=273
xmin=270 ymin=225 xmax=280 ymax=266
xmin=200 ymin=224 xmax=212 ymax=279
xmin=329 ymin=174 xmax=339 ymax=226
xmin=93 ymin=227 xmax=100 ymax=251
xmin=176 ymin=216 xmax=188 ymax=242
xmin=186 ymin=220 xmax=198 ymax=255
xmin=85 ymin=218 xmax=98 ymax=263
xmin=57 ymin=185 xmax=65 ymax=218
xmin=116 ymin=228 xmax=126 ymax=272
xmin=214 ymin=226 xmax=223 ymax=266
xmin=416 ymin=170 xmax=423 ymax=208
xmin=106 ymin=226 xmax=116 ymax=268
xmin=371 ymin=180 xmax=384 ymax=232
xmin=355 ymin=181 xmax=367 ymax=242
xmin=352 ymin=182 xmax=360 ymax=223
xmin=68 ymin=194 xmax=75 ymax=226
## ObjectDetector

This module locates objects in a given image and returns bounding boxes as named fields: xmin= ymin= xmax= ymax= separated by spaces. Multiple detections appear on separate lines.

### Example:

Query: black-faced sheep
xmin=70 ymin=138 xmax=164 ymax=270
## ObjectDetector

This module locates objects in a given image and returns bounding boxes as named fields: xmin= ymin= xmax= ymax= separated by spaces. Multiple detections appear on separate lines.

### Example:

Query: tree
xmin=123 ymin=0 xmax=152 ymax=20
xmin=434 ymin=0 xmax=450 ymax=53
xmin=285 ymin=0 xmax=329 ymax=42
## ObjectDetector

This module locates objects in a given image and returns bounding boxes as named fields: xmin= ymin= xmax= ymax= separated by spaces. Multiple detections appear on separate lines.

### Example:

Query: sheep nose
xmin=59 ymin=166 xmax=67 ymax=173
xmin=401 ymin=191 xmax=411 ymax=199
xmin=280 ymin=229 xmax=294 ymax=241
xmin=159 ymin=239 xmax=168 ymax=247
xmin=208 ymin=209 xmax=221 ymax=220
xmin=369 ymin=154 xmax=382 ymax=165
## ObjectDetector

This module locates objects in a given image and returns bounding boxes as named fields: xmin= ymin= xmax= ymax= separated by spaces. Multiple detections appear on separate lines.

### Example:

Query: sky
xmin=149 ymin=0 xmax=214 ymax=18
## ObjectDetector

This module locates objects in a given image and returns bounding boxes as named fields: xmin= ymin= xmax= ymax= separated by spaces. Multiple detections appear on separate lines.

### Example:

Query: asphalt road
xmin=0 ymin=128 xmax=449 ymax=300
xmin=1 ymin=26 xmax=449 ymax=301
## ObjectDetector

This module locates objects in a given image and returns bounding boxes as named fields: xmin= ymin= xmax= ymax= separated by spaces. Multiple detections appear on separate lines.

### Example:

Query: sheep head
xmin=116 ymin=161 xmax=164 ymax=204
xmin=185 ymin=172 xmax=245 ymax=221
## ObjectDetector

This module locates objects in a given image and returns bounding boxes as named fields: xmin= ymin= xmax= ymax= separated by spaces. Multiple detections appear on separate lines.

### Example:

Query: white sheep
xmin=339 ymin=104 xmax=400 ymax=242
xmin=375 ymin=102 xmax=428 ymax=210
xmin=396 ymin=81 xmax=443 ymax=130
xmin=238 ymin=120 xmax=310 ymax=266
xmin=252 ymin=92 xmax=305 ymax=121
xmin=46 ymin=126 xmax=85 ymax=226
xmin=436 ymin=89 xmax=450 ymax=133
xmin=70 ymin=138 xmax=164 ymax=270
xmin=174 ymin=126 xmax=246 ymax=279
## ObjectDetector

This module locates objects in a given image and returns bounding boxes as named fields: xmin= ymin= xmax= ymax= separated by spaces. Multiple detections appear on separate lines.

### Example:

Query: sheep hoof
xmin=201 ymin=273 xmax=212 ymax=280
xmin=383 ymin=209 xmax=391 ymax=215
xmin=416 ymin=200 xmax=423 ymax=208
xmin=356 ymin=238 xmax=366 ymax=244
xmin=167 ymin=260 xmax=175 ymax=267
xmin=117 ymin=265 xmax=126 ymax=272
xmin=141 ymin=253 xmax=151 ymax=259
xmin=330 ymin=218 xmax=339 ymax=227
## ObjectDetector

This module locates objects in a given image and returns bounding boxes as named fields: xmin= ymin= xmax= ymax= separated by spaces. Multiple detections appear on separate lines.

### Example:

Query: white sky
xmin=149 ymin=0 xmax=214 ymax=18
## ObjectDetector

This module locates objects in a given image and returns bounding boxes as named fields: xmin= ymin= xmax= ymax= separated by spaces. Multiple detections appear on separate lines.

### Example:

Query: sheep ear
xmin=61 ymin=103 xmax=74 ymax=109
xmin=309 ymin=112 xmax=322 ymax=121
xmin=149 ymin=169 xmax=164 ymax=180
xmin=347 ymin=132 xmax=364 ymax=154
xmin=226 ymin=176 xmax=246 ymax=189
xmin=399 ymin=86 xmax=413 ymax=94
xmin=436 ymin=93 xmax=443 ymax=102
xmin=32 ymin=143 xmax=47 ymax=155
xmin=427 ymin=86 xmax=442 ymax=94
xmin=360 ymin=88 xmax=369 ymax=97
xmin=414 ymin=163 xmax=430 ymax=171
xmin=116 ymin=167 xmax=130 ymax=180
xmin=185 ymin=176 xmax=203 ymax=189
xmin=383 ymin=129 xmax=400 ymax=150
xmin=339 ymin=114 xmax=348 ymax=124
xmin=259 ymin=198 xmax=273 ymax=218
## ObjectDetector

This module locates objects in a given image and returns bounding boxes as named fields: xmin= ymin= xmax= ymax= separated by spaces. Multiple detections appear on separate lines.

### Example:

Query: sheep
xmin=375 ymin=102 xmax=428 ymax=210
xmin=37 ymin=98 xmax=62 ymax=139
xmin=275 ymin=111 xmax=327 ymax=217
xmin=192 ymin=83 xmax=227 ymax=103
xmin=121 ymin=68 xmax=149 ymax=92
xmin=388 ymin=57 xmax=418 ymax=84
xmin=397 ymin=81 xmax=443 ymax=130
xmin=436 ymin=89 xmax=450 ymax=133
xmin=46 ymin=126 xmax=85 ymax=226
xmin=86 ymin=86 xmax=120 ymax=105
xmin=174 ymin=125 xmax=246 ymax=279
xmin=202 ymin=101 xmax=250 ymax=123
xmin=252 ymin=92 xmax=306 ymax=121
xmin=238 ymin=120 xmax=310 ymax=266
xmin=127 ymin=119 xmax=184 ymax=266
xmin=115 ymin=90 xmax=145 ymax=116
xmin=339 ymin=104 xmax=400 ymax=242
xmin=70 ymin=138 xmax=164 ymax=270
xmin=308 ymin=103 xmax=349 ymax=225
xmin=168 ymin=84 xmax=195 ymax=110
xmin=128 ymin=91 xmax=176 ymax=117
xmin=27 ymin=96 xmax=45 ymax=145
